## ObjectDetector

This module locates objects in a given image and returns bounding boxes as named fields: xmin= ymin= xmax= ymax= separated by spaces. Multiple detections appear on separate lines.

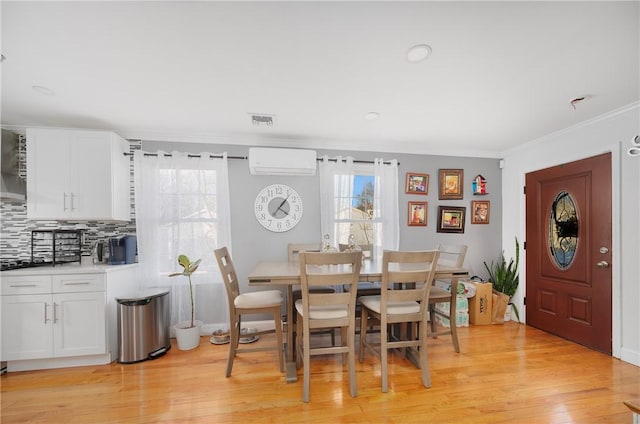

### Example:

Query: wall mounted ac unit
xmin=249 ymin=147 xmax=317 ymax=176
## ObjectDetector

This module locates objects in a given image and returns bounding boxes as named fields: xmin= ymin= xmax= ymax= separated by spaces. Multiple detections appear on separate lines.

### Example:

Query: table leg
xmin=285 ymin=285 xmax=298 ymax=382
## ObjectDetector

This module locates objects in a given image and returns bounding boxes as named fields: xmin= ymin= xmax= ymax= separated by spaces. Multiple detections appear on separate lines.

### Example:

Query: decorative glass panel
xmin=548 ymin=191 xmax=579 ymax=269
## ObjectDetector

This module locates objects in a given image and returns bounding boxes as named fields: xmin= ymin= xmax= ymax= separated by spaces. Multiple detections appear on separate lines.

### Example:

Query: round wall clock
xmin=254 ymin=184 xmax=303 ymax=232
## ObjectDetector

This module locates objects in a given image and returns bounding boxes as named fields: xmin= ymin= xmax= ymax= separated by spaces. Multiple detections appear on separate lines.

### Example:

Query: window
xmin=134 ymin=151 xmax=232 ymax=328
xmin=333 ymin=173 xmax=376 ymax=246
xmin=319 ymin=157 xmax=399 ymax=258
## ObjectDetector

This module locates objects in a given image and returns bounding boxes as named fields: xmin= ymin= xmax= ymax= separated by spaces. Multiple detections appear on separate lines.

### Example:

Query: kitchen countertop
xmin=0 ymin=263 xmax=138 ymax=276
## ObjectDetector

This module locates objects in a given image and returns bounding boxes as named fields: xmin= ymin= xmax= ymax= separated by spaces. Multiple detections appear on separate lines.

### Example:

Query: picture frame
xmin=405 ymin=172 xmax=429 ymax=195
xmin=471 ymin=200 xmax=490 ymax=224
xmin=408 ymin=201 xmax=428 ymax=226
xmin=438 ymin=169 xmax=464 ymax=200
xmin=437 ymin=206 xmax=466 ymax=233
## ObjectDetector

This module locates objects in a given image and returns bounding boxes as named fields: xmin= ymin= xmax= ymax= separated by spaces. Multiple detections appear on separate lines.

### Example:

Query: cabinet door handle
xmin=44 ymin=303 xmax=49 ymax=324
xmin=63 ymin=282 xmax=90 ymax=286
xmin=9 ymin=284 xmax=37 ymax=288
xmin=70 ymin=193 xmax=75 ymax=211
xmin=53 ymin=302 xmax=58 ymax=323
xmin=63 ymin=193 xmax=68 ymax=211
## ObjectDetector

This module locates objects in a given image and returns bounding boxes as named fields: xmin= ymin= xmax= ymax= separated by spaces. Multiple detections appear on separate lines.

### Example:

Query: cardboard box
xmin=466 ymin=281 xmax=493 ymax=325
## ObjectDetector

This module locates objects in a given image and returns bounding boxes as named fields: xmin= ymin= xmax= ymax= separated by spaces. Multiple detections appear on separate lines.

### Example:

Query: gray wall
xmin=148 ymin=141 xmax=502 ymax=293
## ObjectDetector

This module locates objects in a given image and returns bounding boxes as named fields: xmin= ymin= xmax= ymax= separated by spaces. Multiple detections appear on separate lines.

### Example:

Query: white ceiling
xmin=1 ymin=1 xmax=638 ymax=158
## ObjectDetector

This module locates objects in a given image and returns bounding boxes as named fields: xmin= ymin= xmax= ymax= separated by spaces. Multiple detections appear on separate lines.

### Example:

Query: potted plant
xmin=169 ymin=254 xmax=202 ymax=350
xmin=484 ymin=238 xmax=521 ymax=323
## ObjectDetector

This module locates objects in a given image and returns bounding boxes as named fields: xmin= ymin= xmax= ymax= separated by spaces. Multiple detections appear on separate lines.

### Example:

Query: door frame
xmin=506 ymin=145 xmax=622 ymax=359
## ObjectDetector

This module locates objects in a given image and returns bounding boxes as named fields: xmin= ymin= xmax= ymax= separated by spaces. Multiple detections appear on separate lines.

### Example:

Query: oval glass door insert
xmin=548 ymin=191 xmax=579 ymax=269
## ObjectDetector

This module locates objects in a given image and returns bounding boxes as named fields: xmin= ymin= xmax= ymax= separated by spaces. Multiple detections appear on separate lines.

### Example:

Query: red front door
xmin=525 ymin=153 xmax=612 ymax=354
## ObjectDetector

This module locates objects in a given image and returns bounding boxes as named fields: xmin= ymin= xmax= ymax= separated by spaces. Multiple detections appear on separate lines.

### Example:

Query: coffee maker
xmin=108 ymin=235 xmax=137 ymax=265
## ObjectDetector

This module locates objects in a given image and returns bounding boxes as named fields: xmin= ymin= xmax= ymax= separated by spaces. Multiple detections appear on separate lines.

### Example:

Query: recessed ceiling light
xmin=364 ymin=112 xmax=380 ymax=121
xmin=32 ymin=85 xmax=55 ymax=96
xmin=407 ymin=44 xmax=432 ymax=63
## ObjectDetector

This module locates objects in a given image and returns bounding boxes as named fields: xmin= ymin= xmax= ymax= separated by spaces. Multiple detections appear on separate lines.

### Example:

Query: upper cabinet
xmin=26 ymin=128 xmax=131 ymax=221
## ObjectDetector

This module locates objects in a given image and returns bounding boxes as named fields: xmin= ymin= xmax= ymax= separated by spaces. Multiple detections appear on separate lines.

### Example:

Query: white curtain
xmin=133 ymin=150 xmax=232 ymax=334
xmin=319 ymin=156 xmax=399 ymax=258
xmin=373 ymin=158 xmax=400 ymax=257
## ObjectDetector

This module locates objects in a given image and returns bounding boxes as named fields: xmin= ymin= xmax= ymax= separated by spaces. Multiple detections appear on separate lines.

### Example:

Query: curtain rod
xmin=123 ymin=152 xmax=247 ymax=160
xmin=123 ymin=152 xmax=397 ymax=165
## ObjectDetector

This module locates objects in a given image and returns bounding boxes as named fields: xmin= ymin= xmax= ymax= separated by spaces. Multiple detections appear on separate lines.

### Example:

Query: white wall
xmin=501 ymin=102 xmax=640 ymax=366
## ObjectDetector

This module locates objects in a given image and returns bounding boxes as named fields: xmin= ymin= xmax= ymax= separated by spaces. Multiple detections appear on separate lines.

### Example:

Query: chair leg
xmin=380 ymin=319 xmax=388 ymax=393
xmin=302 ymin=324 xmax=311 ymax=403
xmin=429 ymin=304 xmax=438 ymax=338
xmin=359 ymin=308 xmax=368 ymax=363
xmin=226 ymin=319 xmax=240 ymax=377
xmin=347 ymin=324 xmax=357 ymax=398
xmin=341 ymin=327 xmax=348 ymax=364
xmin=295 ymin=316 xmax=303 ymax=370
xmin=419 ymin=318 xmax=431 ymax=388
xmin=449 ymin=296 xmax=460 ymax=353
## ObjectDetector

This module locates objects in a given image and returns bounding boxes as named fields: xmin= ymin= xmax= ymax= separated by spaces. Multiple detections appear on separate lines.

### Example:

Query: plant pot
xmin=174 ymin=320 xmax=202 ymax=350
xmin=504 ymin=304 xmax=512 ymax=322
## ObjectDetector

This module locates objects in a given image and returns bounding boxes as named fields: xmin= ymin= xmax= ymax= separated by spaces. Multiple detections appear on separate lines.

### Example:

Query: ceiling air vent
xmin=250 ymin=113 xmax=275 ymax=126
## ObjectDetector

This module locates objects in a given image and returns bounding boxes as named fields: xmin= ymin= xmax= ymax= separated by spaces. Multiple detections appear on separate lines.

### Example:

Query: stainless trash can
xmin=116 ymin=289 xmax=170 ymax=364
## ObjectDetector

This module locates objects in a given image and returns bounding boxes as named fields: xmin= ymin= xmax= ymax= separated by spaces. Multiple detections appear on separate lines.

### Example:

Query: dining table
xmin=248 ymin=258 xmax=469 ymax=382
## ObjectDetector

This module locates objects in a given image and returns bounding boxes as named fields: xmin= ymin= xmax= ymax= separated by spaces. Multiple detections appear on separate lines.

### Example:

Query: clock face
xmin=254 ymin=184 xmax=303 ymax=233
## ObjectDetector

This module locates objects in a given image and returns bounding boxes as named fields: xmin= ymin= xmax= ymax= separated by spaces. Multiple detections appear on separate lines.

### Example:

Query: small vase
xmin=174 ymin=320 xmax=202 ymax=350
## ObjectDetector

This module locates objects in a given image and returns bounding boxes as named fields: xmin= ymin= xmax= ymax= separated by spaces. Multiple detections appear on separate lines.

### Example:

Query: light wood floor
xmin=1 ymin=322 xmax=639 ymax=423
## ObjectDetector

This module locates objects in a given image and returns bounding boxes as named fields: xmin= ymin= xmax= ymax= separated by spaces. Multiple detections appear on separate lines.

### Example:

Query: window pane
xmin=334 ymin=174 xmax=376 ymax=245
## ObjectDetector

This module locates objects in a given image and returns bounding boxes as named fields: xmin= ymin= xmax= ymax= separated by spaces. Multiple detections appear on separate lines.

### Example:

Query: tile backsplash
xmin=0 ymin=136 xmax=138 ymax=261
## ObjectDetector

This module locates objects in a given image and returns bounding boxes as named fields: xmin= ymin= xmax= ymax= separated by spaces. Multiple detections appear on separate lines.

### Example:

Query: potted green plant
xmin=484 ymin=238 xmax=521 ymax=323
xmin=169 ymin=254 xmax=202 ymax=350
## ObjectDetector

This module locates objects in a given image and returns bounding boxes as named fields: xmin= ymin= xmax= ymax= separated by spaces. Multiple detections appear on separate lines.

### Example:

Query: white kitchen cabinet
xmin=0 ymin=265 xmax=137 ymax=371
xmin=26 ymin=128 xmax=131 ymax=221
xmin=1 ymin=274 xmax=105 ymax=361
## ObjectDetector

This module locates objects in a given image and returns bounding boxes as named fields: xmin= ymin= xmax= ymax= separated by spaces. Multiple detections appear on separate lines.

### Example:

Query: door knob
xmin=596 ymin=261 xmax=609 ymax=268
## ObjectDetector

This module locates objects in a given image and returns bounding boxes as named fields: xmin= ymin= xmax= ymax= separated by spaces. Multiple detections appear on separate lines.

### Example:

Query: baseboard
xmin=620 ymin=347 xmax=640 ymax=367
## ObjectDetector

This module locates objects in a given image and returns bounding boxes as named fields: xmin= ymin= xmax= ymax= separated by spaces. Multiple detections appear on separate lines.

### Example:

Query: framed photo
xmin=408 ymin=201 xmax=428 ymax=226
xmin=438 ymin=169 xmax=464 ymax=200
xmin=405 ymin=173 xmax=429 ymax=195
xmin=471 ymin=200 xmax=490 ymax=224
xmin=437 ymin=206 xmax=466 ymax=233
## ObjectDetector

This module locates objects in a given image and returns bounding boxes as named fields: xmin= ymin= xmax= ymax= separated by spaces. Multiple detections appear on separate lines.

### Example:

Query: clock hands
xmin=274 ymin=193 xmax=291 ymax=217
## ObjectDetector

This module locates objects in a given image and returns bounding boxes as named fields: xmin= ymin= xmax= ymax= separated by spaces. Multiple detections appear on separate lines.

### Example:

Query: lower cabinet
xmin=0 ymin=266 xmax=137 ymax=371
xmin=1 ymin=291 xmax=106 ymax=361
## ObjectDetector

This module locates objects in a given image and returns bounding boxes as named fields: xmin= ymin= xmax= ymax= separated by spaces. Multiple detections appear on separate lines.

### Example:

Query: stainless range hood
xmin=1 ymin=129 xmax=26 ymax=201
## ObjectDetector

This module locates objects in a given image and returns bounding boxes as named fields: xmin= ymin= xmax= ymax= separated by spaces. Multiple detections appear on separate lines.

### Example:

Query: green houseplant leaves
xmin=484 ymin=238 xmax=520 ymax=322
xmin=169 ymin=254 xmax=201 ymax=328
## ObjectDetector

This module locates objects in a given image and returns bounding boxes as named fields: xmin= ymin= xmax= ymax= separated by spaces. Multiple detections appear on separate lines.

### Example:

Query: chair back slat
xmin=381 ymin=250 xmax=439 ymax=308
xmin=214 ymin=246 xmax=240 ymax=304
xmin=435 ymin=244 xmax=467 ymax=268
xmin=299 ymin=251 xmax=362 ymax=311
xmin=288 ymin=243 xmax=322 ymax=262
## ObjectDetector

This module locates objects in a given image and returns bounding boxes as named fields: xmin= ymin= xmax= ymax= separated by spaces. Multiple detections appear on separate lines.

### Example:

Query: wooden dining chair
xmin=339 ymin=243 xmax=379 ymax=296
xmin=428 ymin=244 xmax=468 ymax=353
xmin=359 ymin=250 xmax=439 ymax=392
xmin=295 ymin=251 xmax=362 ymax=403
xmin=288 ymin=243 xmax=337 ymax=345
xmin=214 ymin=246 xmax=285 ymax=377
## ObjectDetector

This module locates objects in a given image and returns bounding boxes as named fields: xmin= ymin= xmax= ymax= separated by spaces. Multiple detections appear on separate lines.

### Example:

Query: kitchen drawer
xmin=1 ymin=275 xmax=52 ymax=295
xmin=53 ymin=274 xmax=105 ymax=293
